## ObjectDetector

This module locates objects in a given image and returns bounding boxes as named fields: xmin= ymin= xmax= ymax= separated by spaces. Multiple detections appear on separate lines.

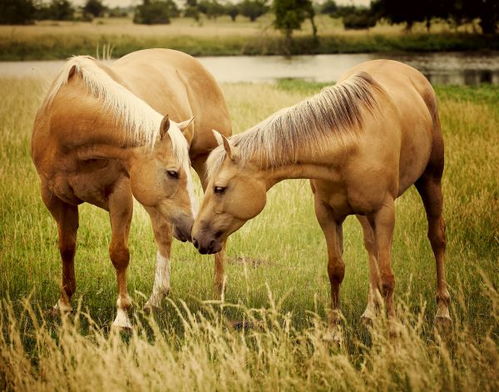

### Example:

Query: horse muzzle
xmin=172 ymin=215 xmax=194 ymax=243
xmin=192 ymin=235 xmax=222 ymax=255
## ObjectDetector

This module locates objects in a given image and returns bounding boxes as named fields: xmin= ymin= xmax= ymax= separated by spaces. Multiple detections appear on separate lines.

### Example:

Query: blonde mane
xmin=44 ymin=55 xmax=190 ymax=167
xmin=207 ymin=72 xmax=382 ymax=179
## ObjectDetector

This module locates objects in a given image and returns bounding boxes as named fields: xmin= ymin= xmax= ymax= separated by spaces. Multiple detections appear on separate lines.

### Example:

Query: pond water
xmin=1 ymin=52 xmax=498 ymax=85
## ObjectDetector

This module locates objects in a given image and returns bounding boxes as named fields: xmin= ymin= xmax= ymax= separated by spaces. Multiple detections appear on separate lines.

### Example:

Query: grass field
xmin=1 ymin=15 xmax=498 ymax=60
xmin=0 ymin=76 xmax=498 ymax=391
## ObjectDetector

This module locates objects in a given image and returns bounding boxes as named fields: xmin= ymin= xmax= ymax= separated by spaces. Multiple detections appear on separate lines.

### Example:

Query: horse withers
xmin=32 ymin=49 xmax=231 ymax=328
xmin=192 ymin=60 xmax=451 ymax=335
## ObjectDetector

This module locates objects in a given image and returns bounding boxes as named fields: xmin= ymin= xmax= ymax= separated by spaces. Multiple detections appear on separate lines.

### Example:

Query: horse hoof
xmin=322 ymin=329 xmax=344 ymax=347
xmin=360 ymin=314 xmax=375 ymax=327
xmin=111 ymin=321 xmax=133 ymax=332
xmin=46 ymin=304 xmax=72 ymax=318
xmin=435 ymin=315 xmax=452 ymax=331
xmin=143 ymin=303 xmax=161 ymax=314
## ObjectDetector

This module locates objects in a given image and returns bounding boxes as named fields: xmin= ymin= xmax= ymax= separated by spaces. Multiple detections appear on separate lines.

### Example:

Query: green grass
xmin=1 ymin=16 xmax=498 ymax=60
xmin=0 ymin=78 xmax=498 ymax=391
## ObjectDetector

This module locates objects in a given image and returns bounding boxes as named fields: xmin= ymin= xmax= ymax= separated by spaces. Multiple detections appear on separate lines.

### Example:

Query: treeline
xmin=0 ymin=0 xmax=121 ymax=23
xmin=134 ymin=0 xmax=269 ymax=24
xmin=1 ymin=0 xmax=497 ymax=35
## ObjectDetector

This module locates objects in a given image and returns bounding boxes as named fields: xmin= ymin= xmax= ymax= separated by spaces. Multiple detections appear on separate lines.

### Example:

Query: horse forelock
xmin=206 ymin=73 xmax=383 ymax=181
xmin=43 ymin=55 xmax=190 ymax=169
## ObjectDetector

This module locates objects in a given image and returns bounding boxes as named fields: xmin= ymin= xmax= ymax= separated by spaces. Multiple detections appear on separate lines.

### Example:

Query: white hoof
xmin=143 ymin=301 xmax=161 ymax=314
xmin=360 ymin=308 xmax=377 ymax=326
xmin=111 ymin=308 xmax=132 ymax=330
xmin=322 ymin=327 xmax=344 ymax=347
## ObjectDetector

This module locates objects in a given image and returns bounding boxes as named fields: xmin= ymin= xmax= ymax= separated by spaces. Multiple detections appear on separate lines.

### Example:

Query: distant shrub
xmin=0 ymin=0 xmax=36 ymax=24
xmin=37 ymin=0 xmax=75 ymax=21
xmin=134 ymin=0 xmax=179 ymax=24
xmin=225 ymin=3 xmax=239 ymax=22
xmin=239 ymin=0 xmax=269 ymax=22
xmin=343 ymin=10 xmax=377 ymax=30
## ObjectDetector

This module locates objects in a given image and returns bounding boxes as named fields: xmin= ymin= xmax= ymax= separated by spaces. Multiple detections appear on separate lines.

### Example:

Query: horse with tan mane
xmin=192 ymin=60 xmax=451 ymax=334
xmin=32 ymin=48 xmax=231 ymax=328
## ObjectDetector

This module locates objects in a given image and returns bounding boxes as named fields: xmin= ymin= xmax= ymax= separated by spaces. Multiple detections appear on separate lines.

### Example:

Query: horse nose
xmin=193 ymin=238 xmax=199 ymax=249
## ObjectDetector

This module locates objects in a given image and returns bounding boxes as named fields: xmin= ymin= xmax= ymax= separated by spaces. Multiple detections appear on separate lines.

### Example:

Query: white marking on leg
xmin=361 ymin=284 xmax=381 ymax=321
xmin=112 ymin=308 xmax=132 ymax=329
xmin=54 ymin=298 xmax=72 ymax=313
xmin=144 ymin=251 xmax=170 ymax=309
xmin=112 ymin=296 xmax=132 ymax=329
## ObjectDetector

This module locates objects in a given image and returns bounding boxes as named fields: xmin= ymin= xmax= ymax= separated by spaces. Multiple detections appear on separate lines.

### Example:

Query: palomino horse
xmin=192 ymin=60 xmax=451 ymax=332
xmin=32 ymin=49 xmax=231 ymax=328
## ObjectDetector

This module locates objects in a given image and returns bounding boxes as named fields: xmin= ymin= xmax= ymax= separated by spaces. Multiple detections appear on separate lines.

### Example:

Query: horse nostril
xmin=209 ymin=239 xmax=215 ymax=251
xmin=193 ymin=239 xmax=199 ymax=249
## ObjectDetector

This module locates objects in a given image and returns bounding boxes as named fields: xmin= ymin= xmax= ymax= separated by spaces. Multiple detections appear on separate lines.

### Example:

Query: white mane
xmin=207 ymin=72 xmax=382 ymax=179
xmin=44 ymin=55 xmax=190 ymax=168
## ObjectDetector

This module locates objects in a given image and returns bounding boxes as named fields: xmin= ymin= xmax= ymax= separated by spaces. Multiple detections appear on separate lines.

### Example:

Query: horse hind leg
xmin=41 ymin=185 xmax=79 ymax=314
xmin=108 ymin=180 xmax=133 ymax=329
xmin=415 ymin=172 xmax=451 ymax=325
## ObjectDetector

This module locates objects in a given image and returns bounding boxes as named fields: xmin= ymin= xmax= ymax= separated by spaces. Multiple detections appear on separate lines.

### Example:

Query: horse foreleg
xmin=314 ymin=195 xmax=345 ymax=338
xmin=41 ymin=185 xmax=79 ymax=314
xmin=108 ymin=181 xmax=133 ymax=329
xmin=192 ymin=155 xmax=227 ymax=300
xmin=357 ymin=215 xmax=382 ymax=323
xmin=214 ymin=241 xmax=226 ymax=300
xmin=144 ymin=211 xmax=172 ymax=311
xmin=370 ymin=197 xmax=396 ymax=319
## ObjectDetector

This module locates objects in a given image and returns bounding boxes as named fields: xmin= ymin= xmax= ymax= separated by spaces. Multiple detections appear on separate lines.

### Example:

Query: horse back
xmin=341 ymin=60 xmax=441 ymax=195
xmin=111 ymin=49 xmax=232 ymax=154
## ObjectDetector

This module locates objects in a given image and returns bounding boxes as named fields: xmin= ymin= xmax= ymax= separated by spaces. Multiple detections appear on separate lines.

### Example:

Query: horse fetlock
xmin=55 ymin=298 xmax=73 ymax=314
xmin=116 ymin=295 xmax=132 ymax=310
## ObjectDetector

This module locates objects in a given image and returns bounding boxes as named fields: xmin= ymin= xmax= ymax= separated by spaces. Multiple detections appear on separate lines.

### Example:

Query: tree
xmin=372 ymin=0 xmax=446 ymax=32
xmin=451 ymin=0 xmax=498 ymax=34
xmin=320 ymin=0 xmax=337 ymax=16
xmin=272 ymin=0 xmax=315 ymax=40
xmin=225 ymin=3 xmax=239 ymax=22
xmin=184 ymin=0 xmax=200 ymax=21
xmin=239 ymin=0 xmax=268 ymax=22
xmin=134 ymin=0 xmax=179 ymax=24
xmin=38 ymin=0 xmax=75 ymax=21
xmin=0 ymin=0 xmax=36 ymax=24
xmin=342 ymin=8 xmax=376 ymax=30
xmin=198 ymin=0 xmax=224 ymax=19
xmin=83 ymin=0 xmax=106 ymax=18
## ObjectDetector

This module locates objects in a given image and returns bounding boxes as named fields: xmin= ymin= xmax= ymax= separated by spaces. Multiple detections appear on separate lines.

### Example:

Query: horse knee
xmin=380 ymin=273 xmax=395 ymax=297
xmin=328 ymin=259 xmax=345 ymax=284
xmin=109 ymin=244 xmax=129 ymax=270
xmin=59 ymin=246 xmax=75 ymax=262
xmin=428 ymin=219 xmax=446 ymax=251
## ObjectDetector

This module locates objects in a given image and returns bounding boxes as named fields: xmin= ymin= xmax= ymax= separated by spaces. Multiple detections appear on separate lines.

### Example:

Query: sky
xmin=71 ymin=0 xmax=372 ymax=8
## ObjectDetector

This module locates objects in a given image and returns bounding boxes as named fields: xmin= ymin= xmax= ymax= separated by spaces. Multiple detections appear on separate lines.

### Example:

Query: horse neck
xmin=262 ymin=163 xmax=335 ymax=189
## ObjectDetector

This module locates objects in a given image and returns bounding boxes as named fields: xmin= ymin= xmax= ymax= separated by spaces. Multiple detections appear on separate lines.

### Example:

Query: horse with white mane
xmin=192 ymin=60 xmax=451 ymax=335
xmin=32 ymin=49 xmax=231 ymax=328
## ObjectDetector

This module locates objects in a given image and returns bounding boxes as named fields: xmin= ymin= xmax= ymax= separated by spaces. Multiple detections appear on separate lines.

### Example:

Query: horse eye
xmin=214 ymin=186 xmax=226 ymax=194
xmin=166 ymin=170 xmax=179 ymax=179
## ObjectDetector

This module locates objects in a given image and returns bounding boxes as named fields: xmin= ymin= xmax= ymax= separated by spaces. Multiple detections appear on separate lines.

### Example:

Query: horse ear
xmin=68 ymin=65 xmax=77 ymax=81
xmin=177 ymin=116 xmax=195 ymax=134
xmin=212 ymin=130 xmax=238 ymax=161
xmin=160 ymin=115 xmax=170 ymax=139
